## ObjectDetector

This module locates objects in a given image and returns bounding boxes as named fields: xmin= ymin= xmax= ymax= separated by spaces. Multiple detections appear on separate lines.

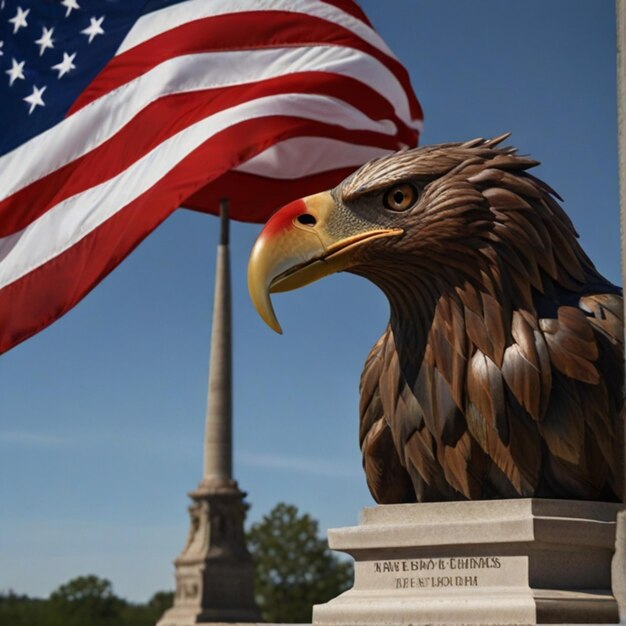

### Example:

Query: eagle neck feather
xmin=358 ymin=163 xmax=617 ymax=429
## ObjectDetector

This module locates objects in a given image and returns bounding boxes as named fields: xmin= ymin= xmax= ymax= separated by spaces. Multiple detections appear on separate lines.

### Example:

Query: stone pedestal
xmin=313 ymin=499 xmax=625 ymax=625
xmin=157 ymin=481 xmax=260 ymax=625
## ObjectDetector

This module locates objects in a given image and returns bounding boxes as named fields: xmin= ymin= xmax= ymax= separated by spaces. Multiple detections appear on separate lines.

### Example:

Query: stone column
xmin=617 ymin=0 xmax=626 ymax=505
xmin=157 ymin=200 xmax=260 ymax=625
xmin=618 ymin=1 xmax=626 ymax=303
xmin=200 ymin=202 xmax=234 ymax=491
xmin=615 ymin=8 xmax=626 ymax=624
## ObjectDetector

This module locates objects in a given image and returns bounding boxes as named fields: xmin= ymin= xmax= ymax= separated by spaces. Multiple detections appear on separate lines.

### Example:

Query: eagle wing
xmin=361 ymin=285 xmax=623 ymax=503
xmin=410 ymin=285 xmax=540 ymax=500
xmin=359 ymin=330 xmax=416 ymax=503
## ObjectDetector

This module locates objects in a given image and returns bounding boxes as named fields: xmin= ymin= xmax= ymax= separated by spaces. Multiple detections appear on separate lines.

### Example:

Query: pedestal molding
xmin=314 ymin=499 xmax=624 ymax=625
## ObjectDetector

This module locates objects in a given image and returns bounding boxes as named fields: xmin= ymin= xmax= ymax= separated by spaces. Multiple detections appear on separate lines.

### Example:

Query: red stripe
xmin=68 ymin=11 xmax=421 ymax=121
xmin=0 ymin=115 xmax=371 ymax=354
xmin=1 ymin=72 xmax=417 ymax=236
xmin=185 ymin=168 xmax=358 ymax=223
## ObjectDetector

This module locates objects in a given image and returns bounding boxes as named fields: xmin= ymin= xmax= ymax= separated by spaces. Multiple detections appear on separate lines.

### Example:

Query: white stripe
xmin=0 ymin=45 xmax=414 ymax=200
xmin=0 ymin=94 xmax=396 ymax=290
xmin=235 ymin=137 xmax=391 ymax=179
xmin=119 ymin=0 xmax=394 ymax=58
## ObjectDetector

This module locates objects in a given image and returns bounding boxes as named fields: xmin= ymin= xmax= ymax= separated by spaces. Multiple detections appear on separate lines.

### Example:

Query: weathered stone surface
xmin=613 ymin=510 xmax=626 ymax=624
xmin=313 ymin=499 xmax=624 ymax=625
xmin=157 ymin=483 xmax=260 ymax=626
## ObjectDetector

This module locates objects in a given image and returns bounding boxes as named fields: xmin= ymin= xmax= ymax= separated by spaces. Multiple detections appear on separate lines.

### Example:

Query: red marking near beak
xmin=262 ymin=198 xmax=308 ymax=237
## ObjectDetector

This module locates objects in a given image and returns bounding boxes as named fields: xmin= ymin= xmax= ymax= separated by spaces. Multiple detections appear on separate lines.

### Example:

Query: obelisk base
xmin=157 ymin=482 xmax=260 ymax=625
xmin=313 ymin=499 xmax=625 ymax=625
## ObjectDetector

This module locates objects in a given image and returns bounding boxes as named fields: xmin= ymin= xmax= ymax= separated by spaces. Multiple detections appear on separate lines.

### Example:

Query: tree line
xmin=0 ymin=503 xmax=353 ymax=625
xmin=0 ymin=578 xmax=172 ymax=626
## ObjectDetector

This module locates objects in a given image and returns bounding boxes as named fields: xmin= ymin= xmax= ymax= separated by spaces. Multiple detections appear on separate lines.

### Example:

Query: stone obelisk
xmin=158 ymin=200 xmax=260 ymax=625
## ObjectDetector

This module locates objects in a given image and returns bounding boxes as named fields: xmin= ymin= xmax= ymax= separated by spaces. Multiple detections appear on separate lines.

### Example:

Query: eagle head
xmin=249 ymin=134 xmax=560 ymax=333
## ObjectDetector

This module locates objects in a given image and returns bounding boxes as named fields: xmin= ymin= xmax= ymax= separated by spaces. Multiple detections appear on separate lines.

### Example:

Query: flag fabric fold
xmin=0 ymin=0 xmax=422 ymax=354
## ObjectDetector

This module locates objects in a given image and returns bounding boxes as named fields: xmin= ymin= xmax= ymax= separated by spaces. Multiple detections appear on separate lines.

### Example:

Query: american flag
xmin=0 ymin=0 xmax=422 ymax=354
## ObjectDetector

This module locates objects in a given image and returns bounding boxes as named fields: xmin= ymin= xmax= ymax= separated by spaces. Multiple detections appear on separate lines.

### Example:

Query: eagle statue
xmin=247 ymin=136 xmax=624 ymax=503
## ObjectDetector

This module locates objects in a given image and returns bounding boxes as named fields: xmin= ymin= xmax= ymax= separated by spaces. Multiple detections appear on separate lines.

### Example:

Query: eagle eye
xmin=383 ymin=183 xmax=418 ymax=212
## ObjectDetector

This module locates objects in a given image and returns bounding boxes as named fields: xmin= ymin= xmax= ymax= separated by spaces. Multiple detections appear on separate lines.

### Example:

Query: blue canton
xmin=0 ymin=0 xmax=148 ymax=157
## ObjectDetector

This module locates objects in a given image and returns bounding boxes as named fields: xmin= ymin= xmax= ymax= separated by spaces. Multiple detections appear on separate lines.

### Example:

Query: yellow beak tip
xmin=268 ymin=317 xmax=284 ymax=335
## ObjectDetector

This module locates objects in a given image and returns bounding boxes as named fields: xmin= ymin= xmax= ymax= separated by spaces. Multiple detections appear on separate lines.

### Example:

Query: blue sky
xmin=0 ymin=0 xmax=620 ymax=603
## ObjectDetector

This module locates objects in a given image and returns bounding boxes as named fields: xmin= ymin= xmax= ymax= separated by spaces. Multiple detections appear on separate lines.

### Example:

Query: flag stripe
xmin=0 ymin=45 xmax=415 ymax=202
xmin=118 ymin=0 xmax=391 ymax=56
xmin=69 ymin=10 xmax=419 ymax=119
xmin=234 ymin=137 xmax=393 ymax=179
xmin=318 ymin=0 xmax=373 ymax=25
xmin=184 ymin=168 xmax=360 ymax=221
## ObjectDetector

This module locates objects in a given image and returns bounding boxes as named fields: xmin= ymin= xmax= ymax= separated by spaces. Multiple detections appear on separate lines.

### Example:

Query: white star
xmin=51 ymin=51 xmax=76 ymax=78
xmin=23 ymin=84 xmax=46 ymax=114
xmin=0 ymin=41 xmax=3 ymax=56
xmin=81 ymin=16 xmax=104 ymax=43
xmin=6 ymin=58 xmax=25 ymax=86
xmin=9 ymin=6 xmax=29 ymax=34
xmin=61 ymin=0 xmax=80 ymax=17
xmin=0 ymin=1 xmax=5 ymax=9
xmin=34 ymin=26 xmax=55 ymax=56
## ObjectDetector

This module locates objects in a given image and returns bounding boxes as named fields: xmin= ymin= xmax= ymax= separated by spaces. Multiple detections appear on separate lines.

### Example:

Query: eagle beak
xmin=248 ymin=191 xmax=402 ymax=333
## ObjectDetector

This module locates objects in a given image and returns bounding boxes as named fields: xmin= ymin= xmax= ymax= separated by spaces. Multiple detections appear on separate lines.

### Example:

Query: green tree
xmin=118 ymin=590 xmax=173 ymax=626
xmin=247 ymin=503 xmax=353 ymax=623
xmin=0 ymin=591 xmax=55 ymax=626
xmin=49 ymin=575 xmax=124 ymax=626
xmin=0 ymin=581 xmax=174 ymax=626
xmin=146 ymin=590 xmax=174 ymax=616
